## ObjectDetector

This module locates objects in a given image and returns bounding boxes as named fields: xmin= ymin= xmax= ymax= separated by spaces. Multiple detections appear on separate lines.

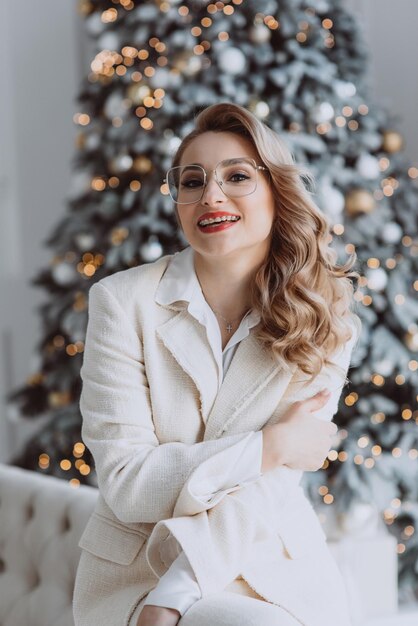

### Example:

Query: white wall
xmin=0 ymin=0 xmax=417 ymax=463
xmin=0 ymin=1 xmax=83 ymax=461
xmin=345 ymin=0 xmax=418 ymax=162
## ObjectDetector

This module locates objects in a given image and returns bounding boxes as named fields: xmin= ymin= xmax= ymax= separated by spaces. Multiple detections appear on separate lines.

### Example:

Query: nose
xmin=201 ymin=172 xmax=227 ymax=205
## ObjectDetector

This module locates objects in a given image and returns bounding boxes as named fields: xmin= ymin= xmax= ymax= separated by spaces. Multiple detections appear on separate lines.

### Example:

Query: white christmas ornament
xmin=334 ymin=80 xmax=356 ymax=99
xmin=111 ymin=153 xmax=133 ymax=172
xmin=52 ymin=262 xmax=77 ymax=285
xmin=86 ymin=12 xmax=105 ymax=35
xmin=249 ymin=24 xmax=271 ymax=44
xmin=149 ymin=67 xmax=171 ymax=89
xmin=375 ymin=358 xmax=393 ymax=377
xmin=320 ymin=180 xmax=345 ymax=217
xmin=70 ymin=171 xmax=93 ymax=197
xmin=104 ymin=92 xmax=128 ymax=119
xmin=356 ymin=153 xmax=380 ymax=180
xmin=161 ymin=134 xmax=182 ymax=156
xmin=381 ymin=222 xmax=403 ymax=244
xmin=98 ymin=32 xmax=119 ymax=51
xmin=218 ymin=47 xmax=247 ymax=75
xmin=311 ymin=102 xmax=334 ymax=123
xmin=366 ymin=267 xmax=388 ymax=291
xmin=75 ymin=233 xmax=95 ymax=251
xmin=251 ymin=101 xmax=270 ymax=119
xmin=140 ymin=236 xmax=163 ymax=262
xmin=85 ymin=133 xmax=100 ymax=150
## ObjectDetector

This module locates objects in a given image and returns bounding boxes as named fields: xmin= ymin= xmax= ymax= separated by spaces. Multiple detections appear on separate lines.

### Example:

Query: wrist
xmin=261 ymin=424 xmax=289 ymax=472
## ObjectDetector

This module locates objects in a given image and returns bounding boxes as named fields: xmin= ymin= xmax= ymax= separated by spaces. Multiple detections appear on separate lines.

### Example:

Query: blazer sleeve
xmin=79 ymin=280 xmax=262 ymax=524
xmin=145 ymin=326 xmax=359 ymax=594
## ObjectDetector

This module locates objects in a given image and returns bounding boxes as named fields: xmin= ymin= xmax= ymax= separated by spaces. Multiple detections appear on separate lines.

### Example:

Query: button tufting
xmin=62 ymin=516 xmax=71 ymax=532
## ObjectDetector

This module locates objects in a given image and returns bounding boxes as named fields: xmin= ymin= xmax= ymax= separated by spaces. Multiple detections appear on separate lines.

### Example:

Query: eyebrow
xmin=182 ymin=158 xmax=252 ymax=168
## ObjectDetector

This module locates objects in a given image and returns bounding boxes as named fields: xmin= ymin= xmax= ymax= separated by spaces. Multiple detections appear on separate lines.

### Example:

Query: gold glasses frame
xmin=163 ymin=157 xmax=269 ymax=205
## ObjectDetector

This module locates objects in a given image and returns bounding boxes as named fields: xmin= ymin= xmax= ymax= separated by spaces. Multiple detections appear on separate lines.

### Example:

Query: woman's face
xmin=175 ymin=131 xmax=276 ymax=262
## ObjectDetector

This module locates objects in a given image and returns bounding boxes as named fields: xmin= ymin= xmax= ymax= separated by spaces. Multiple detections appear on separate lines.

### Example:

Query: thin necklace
xmin=209 ymin=304 xmax=252 ymax=334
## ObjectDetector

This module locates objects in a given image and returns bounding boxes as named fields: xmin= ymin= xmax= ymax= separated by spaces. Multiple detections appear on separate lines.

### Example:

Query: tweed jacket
xmin=73 ymin=251 xmax=359 ymax=626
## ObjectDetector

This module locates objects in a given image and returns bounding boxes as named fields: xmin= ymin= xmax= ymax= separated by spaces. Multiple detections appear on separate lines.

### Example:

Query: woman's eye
xmin=180 ymin=178 xmax=204 ymax=188
xmin=229 ymin=172 xmax=250 ymax=182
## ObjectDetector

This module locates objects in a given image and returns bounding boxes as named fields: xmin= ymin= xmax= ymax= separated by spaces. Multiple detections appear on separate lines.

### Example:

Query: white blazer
xmin=73 ymin=251 xmax=358 ymax=626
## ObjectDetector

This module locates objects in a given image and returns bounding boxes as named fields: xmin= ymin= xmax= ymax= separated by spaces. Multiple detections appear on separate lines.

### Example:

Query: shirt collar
xmin=154 ymin=245 xmax=201 ymax=307
xmin=155 ymin=245 xmax=261 ymax=328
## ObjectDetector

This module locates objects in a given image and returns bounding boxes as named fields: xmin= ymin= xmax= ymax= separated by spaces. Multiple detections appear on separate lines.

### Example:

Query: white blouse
xmin=142 ymin=245 xmax=264 ymax=616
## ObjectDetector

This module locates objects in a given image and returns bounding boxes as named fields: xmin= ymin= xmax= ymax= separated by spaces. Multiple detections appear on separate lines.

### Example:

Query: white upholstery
xmin=0 ymin=463 xmax=98 ymax=626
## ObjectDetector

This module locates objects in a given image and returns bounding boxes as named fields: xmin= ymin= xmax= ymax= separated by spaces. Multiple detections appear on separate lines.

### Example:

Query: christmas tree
xmin=7 ymin=0 xmax=418 ymax=599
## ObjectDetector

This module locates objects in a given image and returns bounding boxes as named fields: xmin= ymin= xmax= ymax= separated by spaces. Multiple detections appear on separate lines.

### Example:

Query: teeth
xmin=198 ymin=216 xmax=240 ymax=227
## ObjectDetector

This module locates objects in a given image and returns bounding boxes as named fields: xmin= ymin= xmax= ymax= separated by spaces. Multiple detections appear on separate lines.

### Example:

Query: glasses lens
xmin=216 ymin=158 xmax=257 ymax=197
xmin=166 ymin=165 xmax=205 ymax=204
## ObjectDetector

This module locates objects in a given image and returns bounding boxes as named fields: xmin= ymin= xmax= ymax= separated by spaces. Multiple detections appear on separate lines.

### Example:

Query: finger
xmin=304 ymin=391 xmax=331 ymax=411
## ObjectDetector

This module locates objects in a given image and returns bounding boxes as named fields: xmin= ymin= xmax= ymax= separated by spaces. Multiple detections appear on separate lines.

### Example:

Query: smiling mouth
xmin=198 ymin=216 xmax=241 ymax=227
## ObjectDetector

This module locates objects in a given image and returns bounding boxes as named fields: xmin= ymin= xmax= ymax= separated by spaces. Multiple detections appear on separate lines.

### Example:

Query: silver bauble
xmin=52 ymin=262 xmax=77 ymax=285
xmin=98 ymin=32 xmax=120 ymax=51
xmin=110 ymin=153 xmax=133 ymax=172
xmin=320 ymin=179 xmax=345 ymax=217
xmin=69 ymin=171 xmax=92 ymax=198
xmin=218 ymin=47 xmax=247 ymax=75
xmin=75 ymin=233 xmax=96 ymax=251
xmin=249 ymin=24 xmax=271 ymax=44
xmin=311 ymin=102 xmax=335 ymax=124
xmin=334 ymin=80 xmax=356 ymax=99
xmin=381 ymin=222 xmax=403 ymax=244
xmin=365 ymin=267 xmax=388 ymax=291
xmin=249 ymin=100 xmax=270 ymax=119
xmin=356 ymin=153 xmax=380 ymax=180
xmin=140 ymin=236 xmax=163 ymax=262
xmin=104 ymin=92 xmax=128 ymax=119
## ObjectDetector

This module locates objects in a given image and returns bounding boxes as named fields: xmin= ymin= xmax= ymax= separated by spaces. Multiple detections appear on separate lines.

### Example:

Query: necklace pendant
xmin=226 ymin=323 xmax=233 ymax=333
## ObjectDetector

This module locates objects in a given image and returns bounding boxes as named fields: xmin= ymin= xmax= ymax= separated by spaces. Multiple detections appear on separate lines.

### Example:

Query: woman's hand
xmin=136 ymin=605 xmax=181 ymax=626
xmin=261 ymin=389 xmax=337 ymax=473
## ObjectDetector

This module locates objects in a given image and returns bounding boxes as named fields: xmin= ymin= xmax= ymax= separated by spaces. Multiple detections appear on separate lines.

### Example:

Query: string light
xmin=39 ymin=454 xmax=50 ymax=470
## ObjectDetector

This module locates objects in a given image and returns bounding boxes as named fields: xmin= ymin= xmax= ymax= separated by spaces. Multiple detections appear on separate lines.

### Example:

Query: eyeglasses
xmin=164 ymin=157 xmax=268 ymax=205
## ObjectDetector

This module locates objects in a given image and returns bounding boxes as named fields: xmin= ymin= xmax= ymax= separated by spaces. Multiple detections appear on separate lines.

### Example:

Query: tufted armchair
xmin=0 ymin=463 xmax=98 ymax=626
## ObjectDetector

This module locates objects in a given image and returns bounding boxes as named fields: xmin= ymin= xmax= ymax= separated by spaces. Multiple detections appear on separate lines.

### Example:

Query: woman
xmin=73 ymin=102 xmax=361 ymax=626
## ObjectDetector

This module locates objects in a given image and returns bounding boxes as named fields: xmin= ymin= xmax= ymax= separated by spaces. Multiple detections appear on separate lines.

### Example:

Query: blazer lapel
xmin=156 ymin=307 xmax=219 ymax=423
xmin=203 ymin=332 xmax=298 ymax=441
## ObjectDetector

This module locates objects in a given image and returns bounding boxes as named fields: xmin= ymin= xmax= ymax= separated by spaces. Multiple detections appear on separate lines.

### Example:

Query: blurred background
xmin=1 ymin=1 xmax=417 ymax=624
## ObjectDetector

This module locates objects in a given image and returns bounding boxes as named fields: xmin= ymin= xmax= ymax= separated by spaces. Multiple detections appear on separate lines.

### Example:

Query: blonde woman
xmin=73 ymin=102 xmax=361 ymax=626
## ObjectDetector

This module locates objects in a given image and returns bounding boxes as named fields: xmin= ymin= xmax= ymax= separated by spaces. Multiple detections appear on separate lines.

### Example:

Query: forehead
xmin=180 ymin=131 xmax=258 ymax=167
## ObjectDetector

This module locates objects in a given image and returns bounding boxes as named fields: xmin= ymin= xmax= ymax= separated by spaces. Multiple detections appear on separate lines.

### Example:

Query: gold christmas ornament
xmin=382 ymin=130 xmax=404 ymax=154
xmin=345 ymin=188 xmax=376 ymax=215
xmin=78 ymin=0 xmax=94 ymax=16
xmin=48 ymin=391 xmax=72 ymax=408
xmin=133 ymin=155 xmax=153 ymax=173
xmin=405 ymin=330 xmax=418 ymax=352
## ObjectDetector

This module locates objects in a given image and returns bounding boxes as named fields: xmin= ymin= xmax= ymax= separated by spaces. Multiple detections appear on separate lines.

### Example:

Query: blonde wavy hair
xmin=170 ymin=102 xmax=362 ymax=384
